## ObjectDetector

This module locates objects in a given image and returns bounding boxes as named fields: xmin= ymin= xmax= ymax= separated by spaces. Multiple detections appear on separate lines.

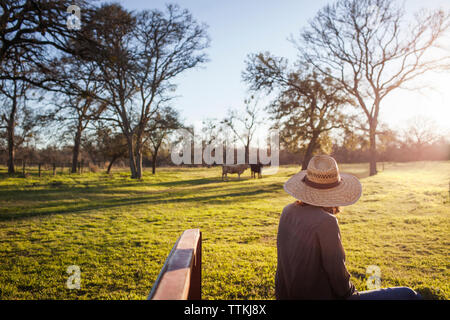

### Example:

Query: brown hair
xmin=295 ymin=200 xmax=341 ymax=215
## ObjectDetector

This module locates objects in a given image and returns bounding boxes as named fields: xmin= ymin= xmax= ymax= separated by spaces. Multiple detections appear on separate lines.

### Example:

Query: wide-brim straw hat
xmin=284 ymin=155 xmax=362 ymax=207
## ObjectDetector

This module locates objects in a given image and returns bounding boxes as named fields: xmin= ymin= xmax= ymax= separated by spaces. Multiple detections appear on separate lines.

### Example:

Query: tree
xmin=373 ymin=123 xmax=399 ymax=163
xmin=297 ymin=0 xmax=450 ymax=175
xmin=92 ymin=126 xmax=127 ymax=174
xmin=79 ymin=4 xmax=137 ymax=176
xmin=85 ymin=4 xmax=209 ymax=179
xmin=243 ymin=53 xmax=353 ymax=169
xmin=0 ymin=1 xmax=101 ymax=174
xmin=221 ymin=97 xmax=262 ymax=164
xmin=145 ymin=107 xmax=182 ymax=174
xmin=0 ymin=0 xmax=95 ymax=85
xmin=402 ymin=116 xmax=440 ymax=159
xmin=48 ymin=56 xmax=105 ymax=173
xmin=201 ymin=118 xmax=222 ymax=146
xmin=0 ymin=48 xmax=38 ymax=174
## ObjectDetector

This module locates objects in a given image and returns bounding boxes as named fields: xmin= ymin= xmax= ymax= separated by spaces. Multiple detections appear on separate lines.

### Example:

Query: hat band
xmin=302 ymin=175 xmax=342 ymax=189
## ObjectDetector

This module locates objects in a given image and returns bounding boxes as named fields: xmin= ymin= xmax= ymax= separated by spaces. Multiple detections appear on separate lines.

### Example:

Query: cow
xmin=250 ymin=163 xmax=263 ymax=179
xmin=222 ymin=164 xmax=248 ymax=181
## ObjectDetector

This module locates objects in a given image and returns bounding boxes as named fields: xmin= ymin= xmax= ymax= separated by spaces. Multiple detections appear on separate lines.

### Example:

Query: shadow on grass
xmin=0 ymin=177 xmax=237 ymax=204
xmin=0 ymin=182 xmax=283 ymax=222
xmin=152 ymin=177 xmax=222 ymax=187
xmin=0 ymin=175 xmax=223 ymax=192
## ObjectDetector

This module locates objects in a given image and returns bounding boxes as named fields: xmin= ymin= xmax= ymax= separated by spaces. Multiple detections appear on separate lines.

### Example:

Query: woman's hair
xmin=295 ymin=200 xmax=341 ymax=215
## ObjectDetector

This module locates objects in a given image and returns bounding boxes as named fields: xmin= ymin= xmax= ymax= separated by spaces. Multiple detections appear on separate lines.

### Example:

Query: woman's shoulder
xmin=283 ymin=202 xmax=322 ymax=213
xmin=282 ymin=202 xmax=307 ymax=216
xmin=282 ymin=202 xmax=336 ymax=223
xmin=282 ymin=202 xmax=297 ymax=213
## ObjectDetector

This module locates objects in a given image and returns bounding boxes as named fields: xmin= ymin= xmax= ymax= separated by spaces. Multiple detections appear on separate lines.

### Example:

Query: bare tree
xmin=201 ymin=118 xmax=222 ymax=146
xmin=221 ymin=97 xmax=262 ymax=164
xmin=0 ymin=0 xmax=95 ymax=86
xmin=85 ymin=126 xmax=128 ymax=174
xmin=145 ymin=107 xmax=182 ymax=174
xmin=0 ymin=48 xmax=38 ymax=174
xmin=297 ymin=0 xmax=450 ymax=175
xmin=244 ymin=53 xmax=353 ymax=168
xmin=403 ymin=116 xmax=440 ymax=159
xmin=45 ymin=55 xmax=106 ymax=173
xmin=85 ymin=4 xmax=209 ymax=179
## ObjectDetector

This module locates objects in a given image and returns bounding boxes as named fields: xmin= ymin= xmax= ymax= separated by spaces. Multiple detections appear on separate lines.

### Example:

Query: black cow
xmin=250 ymin=163 xmax=263 ymax=179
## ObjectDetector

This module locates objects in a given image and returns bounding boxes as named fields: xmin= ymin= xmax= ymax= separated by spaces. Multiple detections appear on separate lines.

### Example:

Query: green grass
xmin=0 ymin=161 xmax=449 ymax=299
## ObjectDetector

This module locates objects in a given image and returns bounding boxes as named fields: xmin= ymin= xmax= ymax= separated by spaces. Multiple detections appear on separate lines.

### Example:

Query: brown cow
xmin=222 ymin=164 xmax=248 ymax=181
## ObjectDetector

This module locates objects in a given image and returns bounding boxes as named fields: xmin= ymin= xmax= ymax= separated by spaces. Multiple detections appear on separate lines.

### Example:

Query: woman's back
xmin=275 ymin=202 xmax=357 ymax=299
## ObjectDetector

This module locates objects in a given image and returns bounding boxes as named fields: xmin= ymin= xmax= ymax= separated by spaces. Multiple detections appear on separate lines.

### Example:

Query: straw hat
xmin=284 ymin=155 xmax=362 ymax=207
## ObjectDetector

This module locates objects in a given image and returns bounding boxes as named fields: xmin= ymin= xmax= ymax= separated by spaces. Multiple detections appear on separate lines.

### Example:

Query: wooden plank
xmin=188 ymin=231 xmax=202 ymax=300
xmin=148 ymin=229 xmax=202 ymax=300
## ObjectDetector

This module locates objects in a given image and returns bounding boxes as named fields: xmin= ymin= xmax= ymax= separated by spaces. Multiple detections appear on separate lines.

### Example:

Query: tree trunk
xmin=151 ymin=143 xmax=161 ymax=174
xmin=126 ymin=134 xmax=138 ymax=178
xmin=135 ymin=148 xmax=143 ymax=179
xmin=6 ymin=78 xmax=18 ymax=175
xmin=152 ymin=154 xmax=157 ymax=174
xmin=301 ymin=132 xmax=318 ymax=170
xmin=369 ymin=122 xmax=378 ymax=176
xmin=245 ymin=144 xmax=249 ymax=165
xmin=7 ymin=121 xmax=15 ymax=174
xmin=106 ymin=156 xmax=118 ymax=174
xmin=71 ymin=125 xmax=83 ymax=174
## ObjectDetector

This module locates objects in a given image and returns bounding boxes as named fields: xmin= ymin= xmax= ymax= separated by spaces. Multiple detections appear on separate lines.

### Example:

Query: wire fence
xmin=5 ymin=160 xmax=99 ymax=177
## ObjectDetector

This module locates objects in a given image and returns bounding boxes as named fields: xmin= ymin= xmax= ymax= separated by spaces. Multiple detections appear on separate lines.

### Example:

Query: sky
xmin=117 ymin=0 xmax=450 ymax=136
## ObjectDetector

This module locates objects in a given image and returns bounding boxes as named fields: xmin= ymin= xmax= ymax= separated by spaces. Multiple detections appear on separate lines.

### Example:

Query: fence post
xmin=53 ymin=163 xmax=56 ymax=176
xmin=22 ymin=159 xmax=26 ymax=176
xmin=38 ymin=163 xmax=41 ymax=177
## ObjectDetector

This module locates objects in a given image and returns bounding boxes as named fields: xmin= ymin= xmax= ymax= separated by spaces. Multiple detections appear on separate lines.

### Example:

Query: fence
xmin=148 ymin=229 xmax=202 ymax=300
xmin=5 ymin=160 xmax=96 ymax=176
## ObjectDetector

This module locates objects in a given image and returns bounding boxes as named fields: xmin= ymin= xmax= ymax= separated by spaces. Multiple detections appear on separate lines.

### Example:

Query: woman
xmin=275 ymin=155 xmax=421 ymax=300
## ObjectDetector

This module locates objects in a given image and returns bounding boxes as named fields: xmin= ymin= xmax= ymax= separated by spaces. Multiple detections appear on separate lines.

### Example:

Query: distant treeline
xmin=279 ymin=138 xmax=450 ymax=165
xmin=2 ymin=135 xmax=448 ymax=173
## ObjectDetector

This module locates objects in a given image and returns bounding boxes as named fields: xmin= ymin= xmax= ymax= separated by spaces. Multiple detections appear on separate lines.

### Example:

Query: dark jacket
xmin=275 ymin=202 xmax=358 ymax=299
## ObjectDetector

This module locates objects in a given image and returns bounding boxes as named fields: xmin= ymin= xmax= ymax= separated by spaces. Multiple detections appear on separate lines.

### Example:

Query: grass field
xmin=0 ymin=161 xmax=449 ymax=300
